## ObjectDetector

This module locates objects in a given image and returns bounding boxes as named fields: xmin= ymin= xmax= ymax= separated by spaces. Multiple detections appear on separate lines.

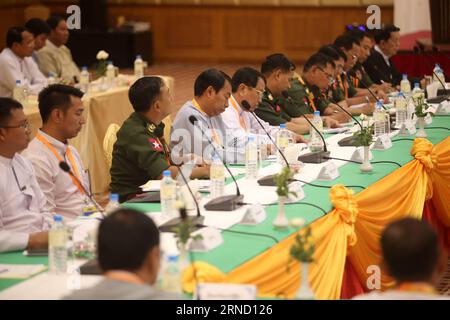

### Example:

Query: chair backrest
xmin=24 ymin=4 xmax=50 ymax=21
xmin=103 ymin=123 xmax=120 ymax=170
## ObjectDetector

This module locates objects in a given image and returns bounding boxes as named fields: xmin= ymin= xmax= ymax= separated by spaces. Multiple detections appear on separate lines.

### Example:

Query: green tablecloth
xmin=1 ymin=116 xmax=448 ymax=293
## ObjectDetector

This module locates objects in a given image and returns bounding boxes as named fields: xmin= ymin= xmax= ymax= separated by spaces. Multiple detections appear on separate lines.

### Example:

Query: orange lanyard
xmin=36 ymin=133 xmax=85 ymax=195
xmin=229 ymin=97 xmax=247 ymax=130
xmin=157 ymin=136 xmax=171 ymax=165
xmin=192 ymin=99 xmax=222 ymax=146
xmin=298 ymin=76 xmax=317 ymax=112
xmin=397 ymin=283 xmax=437 ymax=295
xmin=338 ymin=75 xmax=349 ymax=99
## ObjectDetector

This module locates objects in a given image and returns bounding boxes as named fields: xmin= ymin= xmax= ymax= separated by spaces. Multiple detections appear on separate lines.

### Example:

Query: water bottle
xmin=245 ymin=136 xmax=258 ymax=179
xmin=395 ymin=92 xmax=407 ymax=128
xmin=309 ymin=111 xmax=324 ymax=152
xmin=106 ymin=61 xmax=116 ymax=88
xmin=276 ymin=124 xmax=290 ymax=165
xmin=412 ymin=83 xmax=425 ymax=100
xmin=161 ymin=255 xmax=182 ymax=294
xmin=161 ymin=170 xmax=176 ymax=218
xmin=400 ymin=74 xmax=411 ymax=95
xmin=210 ymin=154 xmax=225 ymax=199
xmin=79 ymin=66 xmax=90 ymax=93
xmin=105 ymin=193 xmax=120 ymax=215
xmin=12 ymin=80 xmax=25 ymax=103
xmin=374 ymin=101 xmax=386 ymax=137
xmin=134 ymin=55 xmax=144 ymax=78
xmin=433 ymin=64 xmax=446 ymax=88
xmin=48 ymin=215 xmax=67 ymax=274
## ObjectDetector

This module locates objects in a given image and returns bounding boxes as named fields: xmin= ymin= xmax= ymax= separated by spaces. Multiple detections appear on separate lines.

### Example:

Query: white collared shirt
xmin=36 ymin=40 xmax=80 ymax=82
xmin=0 ymin=153 xmax=52 ymax=252
xmin=222 ymin=95 xmax=279 ymax=143
xmin=374 ymin=45 xmax=391 ymax=67
xmin=22 ymin=130 xmax=90 ymax=219
xmin=0 ymin=48 xmax=48 ymax=98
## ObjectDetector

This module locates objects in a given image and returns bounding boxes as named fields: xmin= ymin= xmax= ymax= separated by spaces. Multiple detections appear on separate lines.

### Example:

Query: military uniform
xmin=329 ymin=73 xmax=358 ymax=103
xmin=110 ymin=112 xmax=171 ymax=202
xmin=352 ymin=62 xmax=374 ymax=89
xmin=254 ymin=90 xmax=292 ymax=126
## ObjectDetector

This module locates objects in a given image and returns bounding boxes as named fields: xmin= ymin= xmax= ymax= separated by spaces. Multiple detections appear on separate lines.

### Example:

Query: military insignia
xmin=147 ymin=123 xmax=156 ymax=133
xmin=303 ymin=97 xmax=308 ymax=105
xmin=148 ymin=138 xmax=163 ymax=152
xmin=275 ymin=105 xmax=281 ymax=113
xmin=267 ymin=93 xmax=273 ymax=101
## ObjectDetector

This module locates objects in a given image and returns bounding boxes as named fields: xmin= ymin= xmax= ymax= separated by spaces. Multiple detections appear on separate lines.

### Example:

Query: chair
xmin=103 ymin=123 xmax=120 ymax=171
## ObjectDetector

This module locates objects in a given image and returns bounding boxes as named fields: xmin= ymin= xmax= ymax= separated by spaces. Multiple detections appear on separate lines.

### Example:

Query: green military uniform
xmin=329 ymin=73 xmax=358 ymax=102
xmin=353 ymin=62 xmax=374 ymax=89
xmin=254 ymin=90 xmax=292 ymax=126
xmin=280 ymin=77 xmax=332 ymax=117
xmin=110 ymin=112 xmax=171 ymax=202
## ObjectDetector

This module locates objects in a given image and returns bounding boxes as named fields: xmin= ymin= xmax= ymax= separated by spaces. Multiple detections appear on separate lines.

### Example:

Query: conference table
xmin=22 ymin=75 xmax=174 ymax=195
xmin=0 ymin=113 xmax=448 ymax=300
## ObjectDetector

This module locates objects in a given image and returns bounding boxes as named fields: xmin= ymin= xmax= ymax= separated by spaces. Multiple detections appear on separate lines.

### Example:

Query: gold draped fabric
xmin=183 ymin=137 xmax=450 ymax=299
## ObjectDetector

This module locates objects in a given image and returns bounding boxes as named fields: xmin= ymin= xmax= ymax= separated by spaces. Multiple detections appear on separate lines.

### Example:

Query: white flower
xmin=96 ymin=50 xmax=109 ymax=60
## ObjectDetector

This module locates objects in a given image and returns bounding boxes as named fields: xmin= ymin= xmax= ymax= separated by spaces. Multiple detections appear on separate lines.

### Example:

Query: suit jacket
xmin=363 ymin=49 xmax=402 ymax=86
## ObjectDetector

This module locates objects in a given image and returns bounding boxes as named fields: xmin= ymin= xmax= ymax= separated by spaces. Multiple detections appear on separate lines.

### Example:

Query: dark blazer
xmin=363 ymin=48 xmax=402 ymax=86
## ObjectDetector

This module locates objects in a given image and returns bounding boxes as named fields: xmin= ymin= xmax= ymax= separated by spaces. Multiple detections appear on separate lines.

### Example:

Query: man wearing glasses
xmin=0 ymin=26 xmax=47 ymax=98
xmin=0 ymin=98 xmax=51 ymax=253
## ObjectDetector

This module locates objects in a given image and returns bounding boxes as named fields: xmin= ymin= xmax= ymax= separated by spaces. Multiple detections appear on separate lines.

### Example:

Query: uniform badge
xmin=267 ymin=93 xmax=273 ymax=101
xmin=275 ymin=105 xmax=281 ymax=113
xmin=148 ymin=138 xmax=163 ymax=152
xmin=147 ymin=123 xmax=156 ymax=133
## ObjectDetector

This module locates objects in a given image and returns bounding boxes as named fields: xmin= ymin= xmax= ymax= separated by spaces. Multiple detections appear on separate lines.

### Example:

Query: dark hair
xmin=38 ymin=84 xmax=84 ymax=123
xmin=374 ymin=24 xmax=400 ymax=44
xmin=25 ymin=18 xmax=51 ymax=37
xmin=303 ymin=53 xmax=335 ymax=73
xmin=98 ymin=208 xmax=160 ymax=272
xmin=128 ymin=76 xmax=164 ymax=113
xmin=334 ymin=34 xmax=360 ymax=51
xmin=318 ymin=45 xmax=342 ymax=62
xmin=46 ymin=15 xmax=66 ymax=30
xmin=194 ymin=68 xmax=231 ymax=97
xmin=260 ymin=53 xmax=295 ymax=76
xmin=381 ymin=218 xmax=440 ymax=283
xmin=231 ymin=67 xmax=265 ymax=93
xmin=6 ymin=26 xmax=27 ymax=48
xmin=0 ymin=98 xmax=23 ymax=127
xmin=346 ymin=29 xmax=370 ymax=44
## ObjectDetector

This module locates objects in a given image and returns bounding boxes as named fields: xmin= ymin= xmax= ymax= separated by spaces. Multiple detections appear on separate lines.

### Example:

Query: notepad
xmin=0 ymin=264 xmax=47 ymax=279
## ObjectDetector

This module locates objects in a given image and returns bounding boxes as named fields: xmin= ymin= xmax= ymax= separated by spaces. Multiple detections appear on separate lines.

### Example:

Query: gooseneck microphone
xmin=59 ymin=161 xmax=105 ymax=218
xmin=347 ymin=70 xmax=387 ymax=110
xmin=240 ymin=100 xmax=290 ymax=186
xmin=329 ymin=100 xmax=366 ymax=147
xmin=158 ymin=165 xmax=204 ymax=233
xmin=188 ymin=115 xmax=243 ymax=211
xmin=281 ymin=91 xmax=330 ymax=164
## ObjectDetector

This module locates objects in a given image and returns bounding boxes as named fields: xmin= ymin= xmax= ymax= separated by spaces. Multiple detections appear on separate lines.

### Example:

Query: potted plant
xmin=289 ymin=226 xmax=315 ymax=299
xmin=273 ymin=166 xmax=296 ymax=229
xmin=413 ymin=95 xmax=430 ymax=138
xmin=353 ymin=124 xmax=374 ymax=172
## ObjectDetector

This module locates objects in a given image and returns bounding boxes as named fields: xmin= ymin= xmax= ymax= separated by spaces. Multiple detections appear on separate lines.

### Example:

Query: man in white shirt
xmin=36 ymin=15 xmax=80 ymax=83
xmin=0 ymin=98 xmax=50 ymax=253
xmin=23 ymin=84 xmax=89 ymax=219
xmin=0 ymin=26 xmax=47 ymax=98
xmin=353 ymin=218 xmax=448 ymax=300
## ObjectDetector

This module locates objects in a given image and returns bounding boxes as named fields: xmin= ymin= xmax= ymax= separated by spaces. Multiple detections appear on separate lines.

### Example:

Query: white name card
xmin=351 ymin=147 xmax=373 ymax=163
xmin=398 ymin=122 xmax=416 ymax=136
xmin=188 ymin=227 xmax=223 ymax=252
xmin=287 ymin=181 xmax=305 ymax=203
xmin=240 ymin=204 xmax=267 ymax=225
xmin=424 ymin=113 xmax=433 ymax=125
xmin=317 ymin=162 xmax=340 ymax=181
xmin=373 ymin=134 xmax=392 ymax=150
xmin=196 ymin=283 xmax=257 ymax=300
xmin=435 ymin=101 xmax=450 ymax=115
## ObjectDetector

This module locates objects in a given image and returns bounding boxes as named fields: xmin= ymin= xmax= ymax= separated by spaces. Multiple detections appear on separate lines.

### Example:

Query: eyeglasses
xmin=247 ymin=86 xmax=264 ymax=98
xmin=0 ymin=121 xmax=30 ymax=130
xmin=318 ymin=67 xmax=334 ymax=82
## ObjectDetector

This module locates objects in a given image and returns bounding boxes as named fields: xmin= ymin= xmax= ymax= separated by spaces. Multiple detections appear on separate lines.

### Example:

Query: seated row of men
xmin=0 ymin=16 xmax=80 ymax=97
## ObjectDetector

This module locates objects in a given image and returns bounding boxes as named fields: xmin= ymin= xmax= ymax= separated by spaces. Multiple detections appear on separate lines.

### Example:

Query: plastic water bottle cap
xmin=402 ymin=74 xmax=407 ymax=80
xmin=279 ymin=124 xmax=286 ymax=129
xmin=248 ymin=136 xmax=255 ymax=142
xmin=163 ymin=170 xmax=171 ymax=177
xmin=15 ymin=80 xmax=21 ymax=84
xmin=82 ymin=66 xmax=88 ymax=71
xmin=108 ymin=61 xmax=113 ymax=65
xmin=376 ymin=101 xmax=383 ymax=109
xmin=314 ymin=110 xmax=320 ymax=116
xmin=136 ymin=55 xmax=142 ymax=59
xmin=414 ymin=83 xmax=420 ymax=88
xmin=109 ymin=193 xmax=119 ymax=202
xmin=167 ymin=255 xmax=179 ymax=262
xmin=53 ymin=215 xmax=63 ymax=222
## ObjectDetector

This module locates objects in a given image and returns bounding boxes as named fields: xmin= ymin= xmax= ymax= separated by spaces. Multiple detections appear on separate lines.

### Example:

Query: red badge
xmin=275 ymin=105 xmax=281 ymax=113
xmin=148 ymin=138 xmax=163 ymax=152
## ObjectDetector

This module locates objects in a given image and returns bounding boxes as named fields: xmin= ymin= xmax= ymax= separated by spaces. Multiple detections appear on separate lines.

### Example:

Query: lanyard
xmin=298 ymin=76 xmax=317 ymax=112
xmin=229 ymin=97 xmax=247 ymax=131
xmin=158 ymin=136 xmax=171 ymax=164
xmin=397 ymin=283 xmax=437 ymax=295
xmin=191 ymin=99 xmax=222 ymax=146
xmin=36 ymin=133 xmax=85 ymax=195
xmin=338 ymin=75 xmax=349 ymax=99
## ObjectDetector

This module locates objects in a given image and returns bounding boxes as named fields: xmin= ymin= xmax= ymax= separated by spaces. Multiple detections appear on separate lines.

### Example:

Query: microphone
xmin=347 ymin=70 xmax=387 ymax=110
xmin=158 ymin=165 xmax=205 ymax=233
xmin=329 ymin=100 xmax=366 ymax=147
xmin=240 ymin=100 xmax=290 ymax=187
xmin=59 ymin=161 xmax=105 ymax=218
xmin=188 ymin=115 xmax=244 ymax=211
xmin=281 ymin=91 xmax=330 ymax=164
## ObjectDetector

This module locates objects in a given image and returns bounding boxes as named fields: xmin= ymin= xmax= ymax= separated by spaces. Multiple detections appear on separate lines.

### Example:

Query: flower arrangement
xmin=96 ymin=50 xmax=109 ymax=78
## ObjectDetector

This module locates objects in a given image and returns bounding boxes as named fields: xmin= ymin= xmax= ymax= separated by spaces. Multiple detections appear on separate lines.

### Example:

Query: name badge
xmin=188 ymin=227 xmax=223 ymax=252
xmin=424 ymin=113 xmax=433 ymax=125
xmin=398 ymin=122 xmax=416 ymax=136
xmin=373 ymin=134 xmax=392 ymax=150
xmin=317 ymin=162 xmax=339 ymax=181
xmin=240 ymin=203 xmax=267 ymax=225
xmin=351 ymin=147 xmax=373 ymax=162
